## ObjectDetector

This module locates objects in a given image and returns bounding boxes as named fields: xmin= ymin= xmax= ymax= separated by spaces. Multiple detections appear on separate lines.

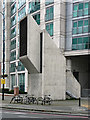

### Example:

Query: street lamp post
xmin=0 ymin=12 xmax=5 ymax=100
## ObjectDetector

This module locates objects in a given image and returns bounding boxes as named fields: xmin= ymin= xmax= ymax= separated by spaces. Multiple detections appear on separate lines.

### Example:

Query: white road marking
xmin=18 ymin=115 xmax=40 ymax=118
xmin=3 ymin=111 xmax=10 ymax=114
xmin=7 ymin=111 xmax=27 ymax=115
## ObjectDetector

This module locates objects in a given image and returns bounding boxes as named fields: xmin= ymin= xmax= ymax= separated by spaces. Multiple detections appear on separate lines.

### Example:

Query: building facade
xmin=65 ymin=0 xmax=90 ymax=96
xmin=0 ymin=0 xmax=89 ymax=99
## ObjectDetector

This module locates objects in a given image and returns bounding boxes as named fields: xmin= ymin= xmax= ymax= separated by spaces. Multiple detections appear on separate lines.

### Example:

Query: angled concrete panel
xmin=42 ymin=30 xmax=66 ymax=100
xmin=19 ymin=15 xmax=41 ymax=73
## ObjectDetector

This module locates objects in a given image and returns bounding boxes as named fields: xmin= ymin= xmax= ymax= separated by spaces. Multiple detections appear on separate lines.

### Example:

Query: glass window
xmin=84 ymin=19 xmax=88 ymax=26
xmin=10 ymin=63 xmax=16 ymax=72
xmin=73 ymin=4 xmax=78 ymax=11
xmin=11 ymin=74 xmax=15 ymax=90
xmin=83 ymin=37 xmax=88 ymax=43
xmin=72 ymin=28 xmax=77 ymax=35
xmin=84 ymin=9 xmax=88 ymax=15
xmin=79 ymin=3 xmax=83 ymax=10
xmin=77 ymin=44 xmax=83 ymax=50
xmin=72 ymin=37 xmax=90 ymax=50
xmin=85 ymin=2 xmax=88 ymax=8
xmin=45 ymin=6 xmax=54 ymax=21
xmin=18 ymin=0 xmax=26 ymax=9
xmin=46 ymin=22 xmax=53 ymax=36
xmin=18 ymin=73 xmax=25 ymax=92
xmin=78 ymin=20 xmax=83 ymax=27
xmin=11 ymin=3 xmax=16 ymax=16
xmin=28 ymin=0 xmax=40 ymax=14
xmin=10 ymin=51 xmax=16 ymax=61
xmin=72 ymin=44 xmax=77 ymax=50
xmin=78 ymin=38 xmax=82 ymax=44
xmin=33 ymin=13 xmax=40 ymax=25
xmin=17 ymin=61 xmax=25 ymax=71
xmin=10 ymin=39 xmax=16 ymax=50
xmin=73 ymin=22 xmax=77 ymax=27
xmin=11 ymin=27 xmax=16 ymax=39
xmin=72 ymin=38 xmax=77 ymax=44
xmin=45 ymin=0 xmax=54 ymax=5
xmin=73 ymin=11 xmax=77 ymax=17
xmin=18 ymin=7 xmax=26 ymax=21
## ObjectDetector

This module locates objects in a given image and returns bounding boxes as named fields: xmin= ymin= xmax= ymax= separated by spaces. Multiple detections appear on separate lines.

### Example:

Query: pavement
xmin=0 ymin=93 xmax=90 ymax=117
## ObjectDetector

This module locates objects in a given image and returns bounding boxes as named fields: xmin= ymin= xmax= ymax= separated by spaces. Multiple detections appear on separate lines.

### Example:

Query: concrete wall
xmin=43 ymin=30 xmax=66 ymax=100
xmin=65 ymin=1 xmax=72 ymax=50
xmin=5 ymin=2 xmax=11 ymax=88
xmin=28 ymin=73 xmax=42 ymax=97
xmin=27 ymin=15 xmax=41 ymax=73
xmin=54 ymin=0 xmax=66 ymax=51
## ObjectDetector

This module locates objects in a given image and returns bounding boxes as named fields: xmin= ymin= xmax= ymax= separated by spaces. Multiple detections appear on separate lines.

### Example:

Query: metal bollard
xmin=79 ymin=97 xmax=81 ymax=106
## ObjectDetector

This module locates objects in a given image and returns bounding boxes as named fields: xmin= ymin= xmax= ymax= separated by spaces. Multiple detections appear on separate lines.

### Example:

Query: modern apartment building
xmin=0 ymin=0 xmax=89 ymax=99
xmin=65 ymin=0 xmax=90 ymax=96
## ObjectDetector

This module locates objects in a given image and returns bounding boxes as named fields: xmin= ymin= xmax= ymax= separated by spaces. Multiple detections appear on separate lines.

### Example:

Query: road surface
xmin=0 ymin=108 xmax=89 ymax=120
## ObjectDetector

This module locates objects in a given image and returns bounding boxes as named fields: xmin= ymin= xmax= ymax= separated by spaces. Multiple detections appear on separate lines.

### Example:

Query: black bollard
xmin=79 ymin=97 xmax=81 ymax=106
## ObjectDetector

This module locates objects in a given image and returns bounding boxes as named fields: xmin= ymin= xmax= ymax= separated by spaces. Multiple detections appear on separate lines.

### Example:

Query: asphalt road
xmin=0 ymin=108 xmax=89 ymax=120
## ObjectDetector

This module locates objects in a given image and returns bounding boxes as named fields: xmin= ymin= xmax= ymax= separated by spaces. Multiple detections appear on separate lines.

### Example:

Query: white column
xmin=66 ymin=58 xmax=72 ymax=71
xmin=25 ymin=69 xmax=28 ymax=92
xmin=40 ymin=0 xmax=45 ymax=30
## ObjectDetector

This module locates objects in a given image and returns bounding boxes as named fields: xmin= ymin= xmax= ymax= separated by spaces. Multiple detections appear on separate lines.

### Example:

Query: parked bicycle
xmin=43 ymin=95 xmax=52 ymax=105
xmin=10 ymin=95 xmax=23 ymax=104
xmin=10 ymin=94 xmax=52 ymax=105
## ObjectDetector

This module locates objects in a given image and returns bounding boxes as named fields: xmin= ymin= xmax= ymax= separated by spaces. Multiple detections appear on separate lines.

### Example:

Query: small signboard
xmin=1 ymin=79 xmax=5 ymax=84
